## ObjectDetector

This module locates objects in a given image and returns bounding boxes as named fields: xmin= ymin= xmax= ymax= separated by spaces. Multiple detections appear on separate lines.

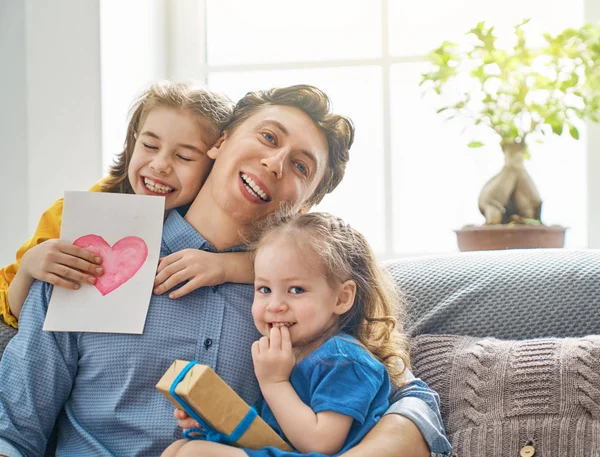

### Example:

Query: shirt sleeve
xmin=0 ymin=179 xmax=105 ymax=328
xmin=310 ymin=357 xmax=387 ymax=424
xmin=386 ymin=372 xmax=452 ymax=456
xmin=0 ymin=280 xmax=79 ymax=456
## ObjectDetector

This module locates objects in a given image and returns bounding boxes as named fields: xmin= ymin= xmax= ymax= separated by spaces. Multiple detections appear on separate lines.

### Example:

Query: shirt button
xmin=520 ymin=445 xmax=536 ymax=457
xmin=203 ymin=338 xmax=213 ymax=350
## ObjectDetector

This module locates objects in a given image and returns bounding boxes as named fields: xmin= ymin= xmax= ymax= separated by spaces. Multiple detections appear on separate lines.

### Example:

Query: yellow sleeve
xmin=0 ymin=180 xmax=105 ymax=328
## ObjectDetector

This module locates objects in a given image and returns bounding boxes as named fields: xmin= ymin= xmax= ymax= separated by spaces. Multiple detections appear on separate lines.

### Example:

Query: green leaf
xmin=551 ymin=122 xmax=564 ymax=136
xmin=436 ymin=107 xmax=449 ymax=114
xmin=569 ymin=125 xmax=580 ymax=140
xmin=517 ymin=18 xmax=532 ymax=27
xmin=523 ymin=218 xmax=542 ymax=225
xmin=421 ymin=21 xmax=600 ymax=137
xmin=467 ymin=141 xmax=484 ymax=148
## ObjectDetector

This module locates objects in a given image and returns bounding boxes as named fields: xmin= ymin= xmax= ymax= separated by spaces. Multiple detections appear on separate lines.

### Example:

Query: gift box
xmin=156 ymin=360 xmax=293 ymax=451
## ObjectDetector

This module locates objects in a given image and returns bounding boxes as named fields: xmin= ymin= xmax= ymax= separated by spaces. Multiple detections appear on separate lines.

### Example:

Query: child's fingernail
xmin=73 ymin=284 xmax=80 ymax=290
xmin=96 ymin=267 xmax=103 ymax=274
xmin=88 ymin=277 xmax=96 ymax=284
xmin=169 ymin=293 xmax=175 ymax=299
xmin=95 ymin=257 xmax=101 ymax=263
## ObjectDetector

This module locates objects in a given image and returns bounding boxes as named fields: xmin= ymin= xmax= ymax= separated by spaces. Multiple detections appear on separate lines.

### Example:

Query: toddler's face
xmin=128 ymin=106 xmax=217 ymax=211
xmin=252 ymin=235 xmax=346 ymax=354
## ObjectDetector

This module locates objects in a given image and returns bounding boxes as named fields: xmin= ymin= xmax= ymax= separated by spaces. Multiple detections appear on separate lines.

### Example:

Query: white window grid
xmin=168 ymin=0 xmax=437 ymax=258
xmin=161 ymin=0 xmax=600 ymax=254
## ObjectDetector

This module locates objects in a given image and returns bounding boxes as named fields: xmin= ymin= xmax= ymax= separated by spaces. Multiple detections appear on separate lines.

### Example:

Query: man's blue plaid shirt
xmin=0 ymin=211 xmax=450 ymax=456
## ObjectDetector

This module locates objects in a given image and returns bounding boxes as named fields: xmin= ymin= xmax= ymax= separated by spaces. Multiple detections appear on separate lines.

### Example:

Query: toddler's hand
xmin=251 ymin=326 xmax=295 ymax=386
xmin=21 ymin=239 xmax=103 ymax=289
xmin=174 ymin=408 xmax=201 ymax=430
xmin=154 ymin=249 xmax=225 ymax=299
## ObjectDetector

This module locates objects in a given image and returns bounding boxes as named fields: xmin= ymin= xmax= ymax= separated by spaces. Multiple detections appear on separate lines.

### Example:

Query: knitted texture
xmin=385 ymin=249 xmax=600 ymax=339
xmin=411 ymin=334 xmax=600 ymax=457
xmin=0 ymin=323 xmax=15 ymax=354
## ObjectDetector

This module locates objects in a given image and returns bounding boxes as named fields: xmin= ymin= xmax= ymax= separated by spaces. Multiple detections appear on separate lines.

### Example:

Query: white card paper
xmin=43 ymin=191 xmax=165 ymax=334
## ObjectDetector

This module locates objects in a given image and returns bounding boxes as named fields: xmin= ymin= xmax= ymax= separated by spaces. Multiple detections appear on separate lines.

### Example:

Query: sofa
xmin=388 ymin=248 xmax=600 ymax=457
xmin=0 ymin=249 xmax=598 ymax=456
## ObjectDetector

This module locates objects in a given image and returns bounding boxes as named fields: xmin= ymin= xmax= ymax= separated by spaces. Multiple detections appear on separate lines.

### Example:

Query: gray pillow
xmin=411 ymin=334 xmax=600 ymax=457
xmin=386 ymin=249 xmax=600 ymax=339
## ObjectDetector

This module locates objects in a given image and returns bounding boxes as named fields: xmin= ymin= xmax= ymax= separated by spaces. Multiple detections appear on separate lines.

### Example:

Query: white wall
xmin=100 ymin=0 xmax=168 ymax=171
xmin=0 ymin=0 xmax=29 ymax=267
xmin=0 ymin=0 xmax=169 ymax=267
xmin=0 ymin=0 xmax=103 ymax=266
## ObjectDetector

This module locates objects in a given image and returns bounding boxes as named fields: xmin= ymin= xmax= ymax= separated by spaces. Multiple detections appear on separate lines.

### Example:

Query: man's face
xmin=205 ymin=105 xmax=329 ymax=223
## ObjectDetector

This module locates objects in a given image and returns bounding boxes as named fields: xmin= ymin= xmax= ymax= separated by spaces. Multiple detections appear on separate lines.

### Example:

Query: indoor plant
xmin=420 ymin=20 xmax=600 ymax=250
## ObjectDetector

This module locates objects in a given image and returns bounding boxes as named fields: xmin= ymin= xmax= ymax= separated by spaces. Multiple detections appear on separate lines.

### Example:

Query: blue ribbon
xmin=169 ymin=361 xmax=258 ymax=443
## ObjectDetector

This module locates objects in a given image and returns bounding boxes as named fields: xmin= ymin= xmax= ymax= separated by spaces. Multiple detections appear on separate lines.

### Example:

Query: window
xmin=174 ymin=0 xmax=588 ymax=256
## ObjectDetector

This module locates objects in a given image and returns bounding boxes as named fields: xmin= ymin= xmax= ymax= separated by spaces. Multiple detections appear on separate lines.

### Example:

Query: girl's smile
xmin=139 ymin=176 xmax=175 ymax=195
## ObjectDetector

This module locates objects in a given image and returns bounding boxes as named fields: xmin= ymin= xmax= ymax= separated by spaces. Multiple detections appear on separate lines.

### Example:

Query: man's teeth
xmin=144 ymin=177 xmax=174 ymax=194
xmin=271 ymin=322 xmax=294 ymax=327
xmin=241 ymin=173 xmax=268 ymax=201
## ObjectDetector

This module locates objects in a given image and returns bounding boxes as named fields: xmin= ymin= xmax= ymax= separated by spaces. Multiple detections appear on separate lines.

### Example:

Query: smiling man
xmin=0 ymin=85 xmax=449 ymax=457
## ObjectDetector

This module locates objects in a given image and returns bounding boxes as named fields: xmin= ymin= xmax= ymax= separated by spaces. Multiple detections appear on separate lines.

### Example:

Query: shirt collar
xmin=162 ymin=210 xmax=247 ymax=255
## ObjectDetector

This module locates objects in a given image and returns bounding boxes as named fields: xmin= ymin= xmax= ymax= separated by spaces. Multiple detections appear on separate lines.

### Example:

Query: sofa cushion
xmin=411 ymin=334 xmax=600 ymax=457
xmin=386 ymin=249 xmax=600 ymax=339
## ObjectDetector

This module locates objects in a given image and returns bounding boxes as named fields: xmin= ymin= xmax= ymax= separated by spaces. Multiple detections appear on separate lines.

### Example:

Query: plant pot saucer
xmin=454 ymin=224 xmax=567 ymax=251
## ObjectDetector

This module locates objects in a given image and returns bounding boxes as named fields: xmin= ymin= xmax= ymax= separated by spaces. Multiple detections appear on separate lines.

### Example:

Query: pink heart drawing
xmin=73 ymin=235 xmax=148 ymax=296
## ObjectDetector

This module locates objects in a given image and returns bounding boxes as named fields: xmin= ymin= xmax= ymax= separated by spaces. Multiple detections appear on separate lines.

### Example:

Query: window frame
xmin=167 ymin=0 xmax=600 ymax=255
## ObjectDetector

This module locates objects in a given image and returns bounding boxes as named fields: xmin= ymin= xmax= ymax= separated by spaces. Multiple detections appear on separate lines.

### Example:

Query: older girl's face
xmin=128 ymin=107 xmax=217 ymax=211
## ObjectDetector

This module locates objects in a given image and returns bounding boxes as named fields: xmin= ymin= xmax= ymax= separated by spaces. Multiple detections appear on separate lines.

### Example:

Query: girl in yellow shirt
xmin=0 ymin=81 xmax=253 ymax=328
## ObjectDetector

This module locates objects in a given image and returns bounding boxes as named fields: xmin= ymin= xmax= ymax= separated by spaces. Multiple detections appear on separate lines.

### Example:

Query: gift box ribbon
xmin=169 ymin=360 xmax=258 ymax=442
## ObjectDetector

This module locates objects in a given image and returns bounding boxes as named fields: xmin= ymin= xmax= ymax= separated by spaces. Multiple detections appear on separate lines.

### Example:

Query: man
xmin=0 ymin=85 xmax=450 ymax=456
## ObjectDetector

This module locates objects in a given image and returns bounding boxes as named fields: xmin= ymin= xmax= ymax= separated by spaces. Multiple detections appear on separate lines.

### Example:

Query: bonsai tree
xmin=420 ymin=20 xmax=600 ymax=225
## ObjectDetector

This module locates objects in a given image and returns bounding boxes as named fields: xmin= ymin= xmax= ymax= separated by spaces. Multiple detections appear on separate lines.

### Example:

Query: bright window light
xmin=175 ymin=0 xmax=588 ymax=256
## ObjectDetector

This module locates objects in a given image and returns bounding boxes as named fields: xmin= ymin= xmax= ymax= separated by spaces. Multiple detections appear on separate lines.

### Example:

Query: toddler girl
xmin=163 ymin=212 xmax=410 ymax=457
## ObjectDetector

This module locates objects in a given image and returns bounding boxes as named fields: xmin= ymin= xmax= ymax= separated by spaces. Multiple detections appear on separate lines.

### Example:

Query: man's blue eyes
xmin=295 ymin=162 xmax=307 ymax=175
xmin=260 ymin=133 xmax=309 ymax=176
xmin=262 ymin=132 xmax=276 ymax=143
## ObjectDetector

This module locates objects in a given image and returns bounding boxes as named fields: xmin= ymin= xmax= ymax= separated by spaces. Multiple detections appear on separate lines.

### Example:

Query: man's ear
xmin=334 ymin=280 xmax=356 ymax=316
xmin=207 ymin=131 xmax=228 ymax=160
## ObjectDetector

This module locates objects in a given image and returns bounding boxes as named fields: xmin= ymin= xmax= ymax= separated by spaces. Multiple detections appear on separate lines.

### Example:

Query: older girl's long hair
xmin=100 ymin=81 xmax=233 ymax=194
xmin=253 ymin=211 xmax=410 ymax=386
